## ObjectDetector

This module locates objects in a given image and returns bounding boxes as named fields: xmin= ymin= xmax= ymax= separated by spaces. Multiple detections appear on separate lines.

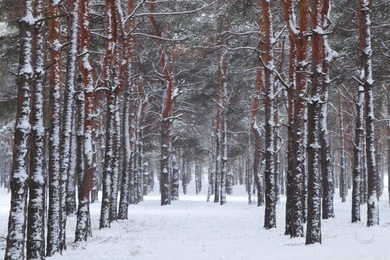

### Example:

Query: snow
xmin=1 ymin=178 xmax=390 ymax=259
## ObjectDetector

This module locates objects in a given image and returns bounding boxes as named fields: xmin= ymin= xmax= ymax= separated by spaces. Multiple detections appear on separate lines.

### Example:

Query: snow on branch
xmin=135 ymin=1 xmax=216 ymax=17
xmin=133 ymin=32 xmax=189 ymax=41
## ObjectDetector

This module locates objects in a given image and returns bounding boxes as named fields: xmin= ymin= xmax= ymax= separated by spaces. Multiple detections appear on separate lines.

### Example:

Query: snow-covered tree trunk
xmin=320 ymin=2 xmax=335 ymax=219
xmin=171 ymin=150 xmax=179 ymax=199
xmin=128 ymin=78 xmax=138 ymax=205
xmin=47 ymin=0 xmax=63 ymax=255
xmin=251 ymin=68 xmax=263 ymax=207
xmin=100 ymin=93 xmax=115 ymax=229
xmin=59 ymin=0 xmax=80 ymax=251
xmin=66 ymin=113 xmax=78 ymax=215
xmin=338 ymin=90 xmax=347 ymax=203
xmin=195 ymin=164 xmax=202 ymax=195
xmin=352 ymin=86 xmax=364 ymax=222
xmin=219 ymin=49 xmax=228 ymax=206
xmin=283 ymin=33 xmax=296 ymax=231
xmin=214 ymin=106 xmax=222 ymax=203
xmin=27 ymin=0 xmax=45 ymax=258
xmin=118 ymin=82 xmax=131 ymax=218
xmin=281 ymin=0 xmax=308 ymax=237
xmin=100 ymin=0 xmax=121 ymax=227
xmin=136 ymin=87 xmax=147 ymax=202
xmin=207 ymin=133 xmax=215 ymax=202
xmin=116 ymin=0 xmax=133 ymax=215
xmin=305 ymin=0 xmax=325 ymax=245
xmin=358 ymin=0 xmax=379 ymax=227
xmin=75 ymin=0 xmax=95 ymax=242
xmin=4 ymin=2 xmax=34 ymax=258
xmin=260 ymin=0 xmax=276 ymax=230
xmin=360 ymin=140 xmax=368 ymax=204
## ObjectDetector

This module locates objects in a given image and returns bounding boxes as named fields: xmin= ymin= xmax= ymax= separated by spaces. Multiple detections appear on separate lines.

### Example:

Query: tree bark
xmin=320 ymin=0 xmax=335 ymax=219
xmin=306 ymin=0 xmax=325 ymax=245
xmin=149 ymin=2 xmax=178 ymax=206
xmin=27 ymin=0 xmax=45 ymax=258
xmin=358 ymin=0 xmax=379 ymax=227
xmin=47 ymin=0 xmax=63 ymax=255
xmin=260 ymin=0 xmax=276 ymax=229
xmin=75 ymin=0 xmax=95 ymax=242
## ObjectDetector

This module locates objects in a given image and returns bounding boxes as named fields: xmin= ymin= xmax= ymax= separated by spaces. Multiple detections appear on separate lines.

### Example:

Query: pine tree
xmin=26 ymin=0 xmax=46 ymax=258
xmin=5 ymin=1 xmax=35 ymax=258
xmin=46 ymin=0 xmax=63 ymax=255
xmin=358 ymin=0 xmax=379 ymax=227
xmin=75 ymin=0 xmax=96 ymax=242
xmin=260 ymin=0 xmax=276 ymax=229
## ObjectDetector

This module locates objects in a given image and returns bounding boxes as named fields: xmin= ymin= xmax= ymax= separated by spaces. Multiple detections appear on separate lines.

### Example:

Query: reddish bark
xmin=149 ymin=2 xmax=177 ymax=206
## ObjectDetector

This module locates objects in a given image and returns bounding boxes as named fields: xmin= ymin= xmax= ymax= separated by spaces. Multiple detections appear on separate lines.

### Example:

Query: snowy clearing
xmin=0 ymin=183 xmax=389 ymax=260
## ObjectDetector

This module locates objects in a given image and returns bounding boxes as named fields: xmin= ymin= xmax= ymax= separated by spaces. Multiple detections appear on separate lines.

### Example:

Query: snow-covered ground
xmin=0 ymin=179 xmax=389 ymax=260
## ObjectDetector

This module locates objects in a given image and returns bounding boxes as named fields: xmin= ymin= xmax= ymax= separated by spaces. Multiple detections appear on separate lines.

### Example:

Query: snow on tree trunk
xmin=281 ymin=0 xmax=308 ymax=237
xmin=136 ymin=86 xmax=147 ymax=203
xmin=320 ymin=4 xmax=336 ymax=219
xmin=358 ymin=0 xmax=379 ymax=227
xmin=27 ymin=0 xmax=45 ymax=258
xmin=118 ymin=77 xmax=131 ymax=219
xmin=116 ymin=0 xmax=133 ymax=218
xmin=219 ymin=49 xmax=228 ymax=206
xmin=260 ymin=0 xmax=276 ymax=230
xmin=195 ymin=164 xmax=202 ymax=195
xmin=305 ymin=0 xmax=325 ymax=245
xmin=171 ymin=151 xmax=179 ymax=200
xmin=100 ymin=93 xmax=115 ymax=229
xmin=47 ymin=0 xmax=63 ymax=255
xmin=59 ymin=0 xmax=80 ymax=251
xmin=75 ymin=0 xmax=95 ymax=242
xmin=214 ymin=102 xmax=222 ymax=203
xmin=66 ymin=110 xmax=78 ymax=215
xmin=283 ymin=34 xmax=295 ymax=235
xmin=352 ymin=86 xmax=365 ymax=222
xmin=338 ymin=91 xmax=347 ymax=203
xmin=4 ymin=1 xmax=33 ymax=256
xmin=251 ymin=68 xmax=263 ymax=207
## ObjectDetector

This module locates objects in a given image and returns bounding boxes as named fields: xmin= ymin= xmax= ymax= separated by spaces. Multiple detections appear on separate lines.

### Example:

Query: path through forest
xmin=0 ymin=181 xmax=389 ymax=259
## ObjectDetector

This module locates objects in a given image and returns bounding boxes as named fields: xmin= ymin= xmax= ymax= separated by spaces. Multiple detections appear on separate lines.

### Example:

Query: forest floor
xmin=0 ymin=179 xmax=389 ymax=260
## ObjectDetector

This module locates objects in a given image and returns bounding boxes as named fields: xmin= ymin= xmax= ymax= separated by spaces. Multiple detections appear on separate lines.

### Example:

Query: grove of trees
xmin=0 ymin=0 xmax=389 ymax=258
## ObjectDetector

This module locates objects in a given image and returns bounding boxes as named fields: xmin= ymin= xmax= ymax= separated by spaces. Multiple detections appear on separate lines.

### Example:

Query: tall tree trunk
xmin=47 ymin=0 xmax=63 ymax=254
xmin=352 ymin=86 xmax=364 ymax=223
xmin=219 ymin=49 xmax=228 ymax=206
xmin=59 ymin=0 xmax=80 ymax=251
xmin=4 ymin=1 xmax=34 ymax=257
xmin=260 ymin=0 xmax=276 ymax=229
xmin=75 ymin=0 xmax=95 ymax=242
xmin=281 ymin=0 xmax=297 ymax=235
xmin=282 ymin=0 xmax=309 ymax=238
xmin=149 ymin=3 xmax=178 ymax=206
xmin=338 ymin=90 xmax=347 ymax=203
xmin=251 ymin=67 xmax=263 ymax=207
xmin=306 ymin=0 xmax=325 ymax=245
xmin=27 ymin=0 xmax=45 ymax=257
xmin=320 ymin=2 xmax=335 ymax=218
xmin=358 ymin=0 xmax=379 ymax=227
